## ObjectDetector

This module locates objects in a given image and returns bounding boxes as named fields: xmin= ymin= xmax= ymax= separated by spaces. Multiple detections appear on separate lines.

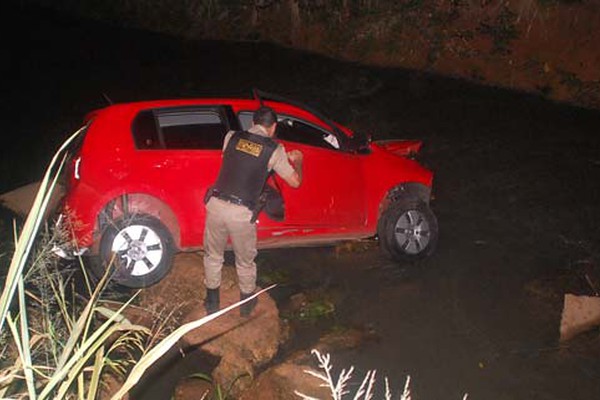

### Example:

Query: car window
xmin=132 ymin=110 xmax=161 ymax=149
xmin=157 ymin=109 xmax=226 ymax=150
xmin=237 ymin=111 xmax=340 ymax=151
xmin=238 ymin=112 xmax=253 ymax=131
xmin=132 ymin=108 xmax=228 ymax=150
xmin=276 ymin=118 xmax=339 ymax=150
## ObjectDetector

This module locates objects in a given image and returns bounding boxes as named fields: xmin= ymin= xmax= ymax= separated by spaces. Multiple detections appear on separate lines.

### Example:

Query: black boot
xmin=240 ymin=291 xmax=257 ymax=317
xmin=204 ymin=287 xmax=220 ymax=315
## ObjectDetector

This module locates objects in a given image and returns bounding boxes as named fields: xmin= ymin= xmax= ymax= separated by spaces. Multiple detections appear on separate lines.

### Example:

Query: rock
xmin=173 ymin=378 xmax=212 ymax=400
xmin=559 ymin=293 xmax=600 ymax=342
xmin=182 ymin=281 xmax=281 ymax=395
xmin=98 ymin=373 xmax=129 ymax=400
xmin=0 ymin=181 xmax=64 ymax=217
xmin=238 ymin=362 xmax=330 ymax=400
xmin=240 ymin=326 xmax=369 ymax=400
xmin=288 ymin=292 xmax=308 ymax=311
xmin=137 ymin=252 xmax=282 ymax=398
xmin=285 ymin=327 xmax=371 ymax=365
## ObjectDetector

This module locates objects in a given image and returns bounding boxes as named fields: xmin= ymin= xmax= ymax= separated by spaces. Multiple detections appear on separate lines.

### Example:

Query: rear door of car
xmin=131 ymin=105 xmax=238 ymax=247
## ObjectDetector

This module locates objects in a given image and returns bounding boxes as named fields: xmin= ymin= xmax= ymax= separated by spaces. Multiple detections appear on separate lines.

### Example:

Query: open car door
xmin=270 ymin=117 xmax=366 ymax=237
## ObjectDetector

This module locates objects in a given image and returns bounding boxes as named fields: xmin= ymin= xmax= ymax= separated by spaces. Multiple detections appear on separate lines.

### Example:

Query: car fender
xmin=378 ymin=182 xmax=432 ymax=218
xmin=94 ymin=192 xmax=181 ymax=251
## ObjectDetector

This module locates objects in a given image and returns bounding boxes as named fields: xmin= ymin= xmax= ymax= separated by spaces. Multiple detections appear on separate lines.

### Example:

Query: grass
xmin=0 ymin=127 xmax=267 ymax=399
xmin=0 ymin=127 xmax=151 ymax=399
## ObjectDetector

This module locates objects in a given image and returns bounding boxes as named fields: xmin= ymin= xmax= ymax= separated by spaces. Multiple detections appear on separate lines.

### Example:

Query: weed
xmin=296 ymin=349 xmax=469 ymax=399
xmin=282 ymin=292 xmax=335 ymax=322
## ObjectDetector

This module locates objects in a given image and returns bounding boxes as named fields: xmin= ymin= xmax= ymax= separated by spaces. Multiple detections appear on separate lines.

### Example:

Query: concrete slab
xmin=0 ymin=181 xmax=64 ymax=217
xmin=559 ymin=294 xmax=600 ymax=342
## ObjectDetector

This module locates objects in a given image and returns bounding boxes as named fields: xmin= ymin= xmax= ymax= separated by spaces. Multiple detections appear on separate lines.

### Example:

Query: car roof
xmin=87 ymin=98 xmax=353 ymax=138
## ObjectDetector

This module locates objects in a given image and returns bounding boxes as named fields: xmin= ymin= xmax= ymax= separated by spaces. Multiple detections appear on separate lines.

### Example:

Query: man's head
xmin=253 ymin=106 xmax=278 ymax=137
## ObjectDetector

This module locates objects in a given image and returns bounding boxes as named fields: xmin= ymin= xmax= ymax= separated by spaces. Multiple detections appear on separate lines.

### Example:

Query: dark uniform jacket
xmin=213 ymin=130 xmax=278 ymax=209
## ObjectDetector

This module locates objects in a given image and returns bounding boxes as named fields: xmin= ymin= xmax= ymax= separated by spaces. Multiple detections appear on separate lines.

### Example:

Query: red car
xmin=60 ymin=91 xmax=438 ymax=287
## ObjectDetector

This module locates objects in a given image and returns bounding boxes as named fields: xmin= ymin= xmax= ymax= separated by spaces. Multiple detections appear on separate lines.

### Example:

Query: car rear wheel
xmin=378 ymin=200 xmax=438 ymax=262
xmin=99 ymin=214 xmax=174 ymax=288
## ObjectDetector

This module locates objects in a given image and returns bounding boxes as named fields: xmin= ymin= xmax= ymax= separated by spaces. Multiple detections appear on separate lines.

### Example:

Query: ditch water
xmin=4 ymin=2 xmax=600 ymax=399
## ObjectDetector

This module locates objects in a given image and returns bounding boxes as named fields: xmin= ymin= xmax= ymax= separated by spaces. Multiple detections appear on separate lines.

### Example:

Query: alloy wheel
xmin=394 ymin=210 xmax=431 ymax=255
xmin=111 ymin=224 xmax=164 ymax=277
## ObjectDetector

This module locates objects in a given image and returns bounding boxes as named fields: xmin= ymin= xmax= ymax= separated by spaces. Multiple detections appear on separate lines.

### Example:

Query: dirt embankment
xmin=34 ymin=0 xmax=599 ymax=109
xmin=240 ymin=1 xmax=600 ymax=110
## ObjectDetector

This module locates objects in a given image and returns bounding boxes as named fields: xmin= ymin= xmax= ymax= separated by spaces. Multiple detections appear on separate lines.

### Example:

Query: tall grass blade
xmin=0 ymin=127 xmax=84 ymax=333
xmin=54 ymin=263 xmax=114 ymax=372
xmin=18 ymin=276 xmax=37 ymax=400
xmin=86 ymin=346 xmax=105 ymax=400
xmin=52 ymin=322 xmax=146 ymax=400
xmin=39 ymin=293 xmax=145 ymax=399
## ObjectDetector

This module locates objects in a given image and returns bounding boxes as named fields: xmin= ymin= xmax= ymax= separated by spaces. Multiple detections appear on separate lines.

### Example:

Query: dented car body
xmin=61 ymin=92 xmax=438 ymax=287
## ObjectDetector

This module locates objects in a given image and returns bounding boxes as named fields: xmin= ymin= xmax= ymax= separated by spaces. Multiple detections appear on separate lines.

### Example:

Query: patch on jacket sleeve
xmin=236 ymin=138 xmax=263 ymax=157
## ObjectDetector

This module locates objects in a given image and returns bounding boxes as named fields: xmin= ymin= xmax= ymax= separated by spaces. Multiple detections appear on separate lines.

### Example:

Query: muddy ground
xmin=3 ymin=3 xmax=600 ymax=399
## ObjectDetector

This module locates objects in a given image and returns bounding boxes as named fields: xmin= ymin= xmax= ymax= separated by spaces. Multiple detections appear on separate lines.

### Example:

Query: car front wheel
xmin=99 ymin=214 xmax=174 ymax=288
xmin=378 ymin=200 xmax=438 ymax=262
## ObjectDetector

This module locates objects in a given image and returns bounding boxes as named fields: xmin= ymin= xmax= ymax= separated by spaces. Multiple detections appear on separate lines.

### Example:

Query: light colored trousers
xmin=203 ymin=197 xmax=257 ymax=294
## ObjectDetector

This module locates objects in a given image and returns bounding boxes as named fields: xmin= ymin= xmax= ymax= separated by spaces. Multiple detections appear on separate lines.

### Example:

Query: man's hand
xmin=287 ymin=149 xmax=303 ymax=164
xmin=284 ymin=150 xmax=303 ymax=188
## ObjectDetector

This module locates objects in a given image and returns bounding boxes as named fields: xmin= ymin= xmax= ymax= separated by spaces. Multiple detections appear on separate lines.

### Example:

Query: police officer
xmin=203 ymin=106 xmax=303 ymax=316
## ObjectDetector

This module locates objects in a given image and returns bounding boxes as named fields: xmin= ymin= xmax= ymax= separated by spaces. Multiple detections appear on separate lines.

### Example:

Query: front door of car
xmin=272 ymin=118 xmax=366 ymax=231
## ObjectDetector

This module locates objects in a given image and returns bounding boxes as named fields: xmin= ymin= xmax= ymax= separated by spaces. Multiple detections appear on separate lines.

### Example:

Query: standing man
xmin=203 ymin=106 xmax=303 ymax=317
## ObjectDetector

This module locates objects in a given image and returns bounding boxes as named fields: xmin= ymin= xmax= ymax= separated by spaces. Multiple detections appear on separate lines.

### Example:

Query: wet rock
xmin=286 ymin=327 xmax=372 ymax=365
xmin=240 ymin=326 xmax=370 ymax=400
xmin=288 ymin=292 xmax=308 ymax=311
xmin=138 ymin=252 xmax=282 ymax=397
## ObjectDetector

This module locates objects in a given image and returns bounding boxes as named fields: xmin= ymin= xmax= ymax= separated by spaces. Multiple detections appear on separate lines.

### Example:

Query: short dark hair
xmin=253 ymin=106 xmax=277 ymax=128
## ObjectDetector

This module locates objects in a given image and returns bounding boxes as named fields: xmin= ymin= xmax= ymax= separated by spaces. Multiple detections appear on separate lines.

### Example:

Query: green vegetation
xmin=0 ymin=128 xmax=266 ymax=399
xmin=282 ymin=292 xmax=335 ymax=322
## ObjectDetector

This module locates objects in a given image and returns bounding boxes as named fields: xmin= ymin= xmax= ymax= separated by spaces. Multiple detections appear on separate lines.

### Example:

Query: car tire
xmin=377 ymin=200 xmax=438 ymax=262
xmin=99 ymin=214 xmax=174 ymax=288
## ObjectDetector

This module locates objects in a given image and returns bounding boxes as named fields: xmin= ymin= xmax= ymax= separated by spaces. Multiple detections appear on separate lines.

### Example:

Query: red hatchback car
xmin=60 ymin=91 xmax=438 ymax=287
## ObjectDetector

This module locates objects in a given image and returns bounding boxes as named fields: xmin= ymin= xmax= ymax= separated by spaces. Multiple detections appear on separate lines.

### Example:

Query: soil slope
xmin=21 ymin=0 xmax=600 ymax=109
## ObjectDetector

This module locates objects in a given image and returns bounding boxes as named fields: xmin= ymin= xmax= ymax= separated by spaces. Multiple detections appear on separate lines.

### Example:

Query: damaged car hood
xmin=373 ymin=139 xmax=423 ymax=157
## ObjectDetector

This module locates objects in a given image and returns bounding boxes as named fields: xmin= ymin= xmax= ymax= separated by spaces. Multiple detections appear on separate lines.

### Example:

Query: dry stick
xmin=584 ymin=273 xmax=600 ymax=296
